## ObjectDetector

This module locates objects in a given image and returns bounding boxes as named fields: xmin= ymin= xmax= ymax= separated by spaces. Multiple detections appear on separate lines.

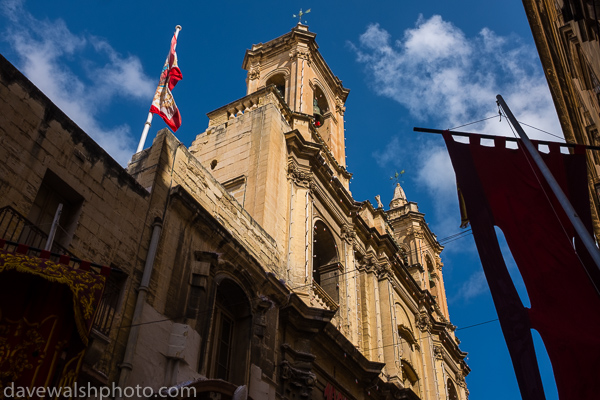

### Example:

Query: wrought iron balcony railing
xmin=0 ymin=205 xmax=73 ymax=256
xmin=0 ymin=206 xmax=124 ymax=337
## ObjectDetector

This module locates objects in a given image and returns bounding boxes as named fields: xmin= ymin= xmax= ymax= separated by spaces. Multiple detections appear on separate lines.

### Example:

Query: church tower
xmin=243 ymin=24 xmax=350 ymax=171
xmin=189 ymin=23 xmax=354 ymax=290
xmin=387 ymin=183 xmax=451 ymax=320
xmin=190 ymin=21 xmax=358 ymax=332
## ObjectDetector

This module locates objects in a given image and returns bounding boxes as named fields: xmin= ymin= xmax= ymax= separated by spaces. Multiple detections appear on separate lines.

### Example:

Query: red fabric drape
xmin=443 ymin=132 xmax=600 ymax=400
xmin=0 ymin=250 xmax=106 ymax=398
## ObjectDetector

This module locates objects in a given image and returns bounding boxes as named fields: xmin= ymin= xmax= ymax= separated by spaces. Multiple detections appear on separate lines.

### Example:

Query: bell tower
xmin=242 ymin=24 xmax=350 ymax=167
xmin=189 ymin=23 xmax=357 ymax=332
xmin=387 ymin=183 xmax=451 ymax=320
xmin=190 ymin=24 xmax=352 ymax=256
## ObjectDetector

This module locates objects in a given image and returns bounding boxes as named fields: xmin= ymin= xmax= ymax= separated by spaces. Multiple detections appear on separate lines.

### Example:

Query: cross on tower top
xmin=292 ymin=8 xmax=311 ymax=24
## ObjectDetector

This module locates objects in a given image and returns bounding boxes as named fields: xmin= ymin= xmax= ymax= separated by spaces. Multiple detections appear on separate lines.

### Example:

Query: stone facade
xmin=522 ymin=0 xmax=600 ymax=238
xmin=0 ymin=23 xmax=468 ymax=400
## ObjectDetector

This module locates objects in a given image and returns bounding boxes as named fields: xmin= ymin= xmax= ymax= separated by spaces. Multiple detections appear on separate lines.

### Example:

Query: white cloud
xmin=353 ymin=16 xmax=559 ymax=135
xmin=452 ymin=269 xmax=488 ymax=303
xmin=359 ymin=16 xmax=561 ymax=299
xmin=359 ymin=16 xmax=560 ymax=218
xmin=1 ymin=0 xmax=155 ymax=164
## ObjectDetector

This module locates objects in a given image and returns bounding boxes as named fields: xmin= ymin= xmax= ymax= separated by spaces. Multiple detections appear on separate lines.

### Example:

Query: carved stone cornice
xmin=288 ymin=163 xmax=312 ymax=188
xmin=289 ymin=48 xmax=312 ymax=65
xmin=341 ymin=224 xmax=356 ymax=244
xmin=417 ymin=313 xmax=431 ymax=332
xmin=280 ymin=360 xmax=316 ymax=398
xmin=433 ymin=345 xmax=444 ymax=360
xmin=248 ymin=67 xmax=260 ymax=81
xmin=335 ymin=96 xmax=346 ymax=116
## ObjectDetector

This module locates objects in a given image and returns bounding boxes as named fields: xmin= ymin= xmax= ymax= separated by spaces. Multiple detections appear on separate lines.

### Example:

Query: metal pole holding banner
xmin=136 ymin=112 xmax=154 ymax=154
xmin=496 ymin=94 xmax=600 ymax=275
xmin=135 ymin=25 xmax=182 ymax=154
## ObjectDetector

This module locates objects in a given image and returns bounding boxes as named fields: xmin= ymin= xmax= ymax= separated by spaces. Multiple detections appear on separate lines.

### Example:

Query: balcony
xmin=0 ymin=205 xmax=123 ymax=336
xmin=0 ymin=205 xmax=73 ymax=256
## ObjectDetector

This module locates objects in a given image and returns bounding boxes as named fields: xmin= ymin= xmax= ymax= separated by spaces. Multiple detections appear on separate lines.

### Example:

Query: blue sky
xmin=0 ymin=0 xmax=563 ymax=398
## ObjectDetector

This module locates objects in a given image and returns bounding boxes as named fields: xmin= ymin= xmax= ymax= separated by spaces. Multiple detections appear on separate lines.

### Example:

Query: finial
xmin=389 ymin=178 xmax=408 ymax=209
xmin=390 ymin=169 xmax=405 ymax=186
xmin=176 ymin=25 xmax=182 ymax=31
xmin=292 ymin=8 xmax=311 ymax=24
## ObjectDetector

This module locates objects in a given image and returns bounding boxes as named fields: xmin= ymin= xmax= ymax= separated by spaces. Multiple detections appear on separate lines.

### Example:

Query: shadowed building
xmin=522 ymin=0 xmax=600 ymax=238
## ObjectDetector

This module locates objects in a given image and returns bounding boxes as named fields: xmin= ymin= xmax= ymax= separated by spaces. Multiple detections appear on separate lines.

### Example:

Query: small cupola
xmin=389 ymin=183 xmax=408 ymax=209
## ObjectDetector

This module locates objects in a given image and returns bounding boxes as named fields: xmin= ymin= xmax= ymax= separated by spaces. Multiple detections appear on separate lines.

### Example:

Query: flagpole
xmin=497 ymin=94 xmax=600 ymax=275
xmin=135 ymin=25 xmax=182 ymax=154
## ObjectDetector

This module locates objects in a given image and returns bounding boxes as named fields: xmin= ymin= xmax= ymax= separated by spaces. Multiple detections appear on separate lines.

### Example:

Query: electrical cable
xmin=110 ymin=226 xmax=474 ymax=332
xmin=516 ymin=120 xmax=567 ymax=142
xmin=455 ymin=318 xmax=499 ymax=331
xmin=448 ymin=115 xmax=499 ymax=131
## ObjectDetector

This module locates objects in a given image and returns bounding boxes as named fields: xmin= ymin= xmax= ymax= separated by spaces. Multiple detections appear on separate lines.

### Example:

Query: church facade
xmin=0 ymin=25 xmax=468 ymax=400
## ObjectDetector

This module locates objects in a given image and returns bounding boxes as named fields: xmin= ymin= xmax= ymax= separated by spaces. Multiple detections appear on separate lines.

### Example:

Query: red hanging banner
xmin=443 ymin=131 xmax=600 ymax=400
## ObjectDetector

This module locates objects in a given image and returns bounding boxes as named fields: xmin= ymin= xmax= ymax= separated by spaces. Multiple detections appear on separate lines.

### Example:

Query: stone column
xmin=417 ymin=313 xmax=434 ymax=400
xmin=286 ymin=164 xmax=313 ymax=301
xmin=341 ymin=224 xmax=359 ymax=345
xmin=377 ymin=264 xmax=401 ymax=382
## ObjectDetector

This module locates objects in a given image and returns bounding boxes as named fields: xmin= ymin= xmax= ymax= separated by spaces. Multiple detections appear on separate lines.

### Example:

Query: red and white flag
xmin=150 ymin=30 xmax=182 ymax=131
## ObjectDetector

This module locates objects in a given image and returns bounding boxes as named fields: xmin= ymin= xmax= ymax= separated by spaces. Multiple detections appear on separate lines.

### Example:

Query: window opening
xmin=24 ymin=170 xmax=83 ymax=252
xmin=313 ymin=87 xmax=329 ymax=128
xmin=266 ymin=74 xmax=286 ymax=101
xmin=208 ymin=278 xmax=251 ymax=385
xmin=312 ymin=221 xmax=340 ymax=303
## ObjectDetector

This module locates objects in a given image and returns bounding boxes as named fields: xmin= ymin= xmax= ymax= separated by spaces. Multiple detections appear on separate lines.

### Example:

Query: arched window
xmin=209 ymin=278 xmax=252 ymax=385
xmin=266 ymin=74 xmax=286 ymax=101
xmin=401 ymin=361 xmax=420 ymax=395
xmin=396 ymin=304 xmax=417 ymax=366
xmin=313 ymin=86 xmax=329 ymax=128
xmin=426 ymin=255 xmax=439 ymax=299
xmin=312 ymin=220 xmax=339 ymax=303
xmin=447 ymin=378 xmax=459 ymax=400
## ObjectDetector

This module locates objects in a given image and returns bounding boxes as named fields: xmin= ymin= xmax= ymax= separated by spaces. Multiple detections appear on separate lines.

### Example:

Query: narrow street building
xmin=522 ymin=0 xmax=600 ymax=237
